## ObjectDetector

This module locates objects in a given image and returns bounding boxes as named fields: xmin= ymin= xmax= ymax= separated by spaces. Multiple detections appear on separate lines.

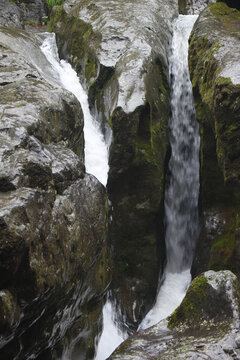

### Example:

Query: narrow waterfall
xmin=140 ymin=14 xmax=200 ymax=329
xmin=94 ymin=299 xmax=128 ymax=360
xmin=40 ymin=33 xmax=109 ymax=186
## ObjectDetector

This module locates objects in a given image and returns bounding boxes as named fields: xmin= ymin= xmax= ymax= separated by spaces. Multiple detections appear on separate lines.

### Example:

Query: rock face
xmin=0 ymin=0 xmax=46 ymax=28
xmin=109 ymin=270 xmax=240 ymax=360
xmin=49 ymin=0 xmax=179 ymax=324
xmin=0 ymin=0 xmax=24 ymax=28
xmin=178 ymin=0 xmax=216 ymax=15
xmin=0 ymin=21 xmax=110 ymax=359
xmin=189 ymin=3 xmax=240 ymax=279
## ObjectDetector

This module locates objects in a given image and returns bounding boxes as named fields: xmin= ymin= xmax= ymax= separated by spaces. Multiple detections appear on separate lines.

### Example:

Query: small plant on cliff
xmin=44 ymin=0 xmax=64 ymax=11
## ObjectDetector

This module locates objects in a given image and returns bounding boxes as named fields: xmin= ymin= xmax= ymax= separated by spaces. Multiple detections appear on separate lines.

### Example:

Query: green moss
xmin=208 ymin=213 xmax=240 ymax=271
xmin=44 ymin=0 xmax=64 ymax=11
xmin=209 ymin=2 xmax=240 ymax=18
xmin=209 ymin=234 xmax=235 ymax=269
xmin=85 ymin=53 xmax=98 ymax=84
xmin=178 ymin=0 xmax=187 ymax=14
xmin=48 ymin=5 xmax=100 ymax=86
xmin=168 ymin=276 xmax=210 ymax=330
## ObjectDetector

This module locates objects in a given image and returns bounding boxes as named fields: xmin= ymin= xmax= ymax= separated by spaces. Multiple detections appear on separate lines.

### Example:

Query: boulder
xmin=109 ymin=271 xmax=240 ymax=360
xmin=189 ymin=3 xmax=240 ymax=279
xmin=48 ymin=0 xmax=179 ymax=324
xmin=0 ymin=0 xmax=24 ymax=28
xmin=0 ymin=26 xmax=110 ymax=358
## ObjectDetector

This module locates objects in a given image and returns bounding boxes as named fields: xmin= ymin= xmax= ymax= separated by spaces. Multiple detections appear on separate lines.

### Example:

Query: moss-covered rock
xmin=189 ymin=2 xmax=240 ymax=279
xmin=168 ymin=270 xmax=240 ymax=330
xmin=217 ymin=0 xmax=240 ymax=11
xmin=109 ymin=271 xmax=240 ymax=360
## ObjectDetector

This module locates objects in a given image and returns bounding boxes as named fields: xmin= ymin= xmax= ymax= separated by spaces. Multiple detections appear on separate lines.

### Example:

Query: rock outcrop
xmin=109 ymin=270 xmax=240 ymax=360
xmin=0 ymin=0 xmax=46 ymax=29
xmin=49 ymin=0 xmax=179 ymax=325
xmin=189 ymin=3 xmax=240 ymax=279
xmin=0 ymin=19 xmax=110 ymax=359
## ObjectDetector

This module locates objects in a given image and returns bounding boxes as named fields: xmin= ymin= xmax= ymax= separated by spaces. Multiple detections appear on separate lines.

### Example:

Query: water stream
xmin=40 ymin=33 xmax=109 ymax=187
xmin=140 ymin=14 xmax=200 ymax=329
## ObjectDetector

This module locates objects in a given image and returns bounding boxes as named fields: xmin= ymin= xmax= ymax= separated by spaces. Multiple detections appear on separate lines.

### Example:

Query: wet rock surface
xmin=0 ymin=23 xmax=110 ymax=359
xmin=0 ymin=0 xmax=46 ymax=29
xmin=109 ymin=271 xmax=240 ymax=360
xmin=189 ymin=3 xmax=240 ymax=279
xmin=0 ymin=0 xmax=24 ymax=28
xmin=49 ymin=0 xmax=178 ymax=324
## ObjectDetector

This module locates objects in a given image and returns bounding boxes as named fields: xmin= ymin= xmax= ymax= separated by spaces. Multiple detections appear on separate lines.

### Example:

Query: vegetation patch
xmin=168 ymin=276 xmax=210 ymax=330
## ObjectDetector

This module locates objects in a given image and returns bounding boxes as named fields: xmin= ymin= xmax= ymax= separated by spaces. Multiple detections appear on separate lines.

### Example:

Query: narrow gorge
xmin=0 ymin=0 xmax=240 ymax=359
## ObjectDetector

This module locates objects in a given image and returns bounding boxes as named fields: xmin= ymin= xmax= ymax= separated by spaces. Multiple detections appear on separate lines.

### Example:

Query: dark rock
xmin=0 ymin=0 xmax=23 ymax=28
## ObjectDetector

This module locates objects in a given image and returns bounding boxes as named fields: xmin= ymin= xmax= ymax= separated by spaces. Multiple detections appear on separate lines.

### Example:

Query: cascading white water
xmin=94 ymin=300 xmax=128 ymax=360
xmin=40 ymin=33 xmax=109 ymax=186
xmin=140 ymin=14 xmax=200 ymax=329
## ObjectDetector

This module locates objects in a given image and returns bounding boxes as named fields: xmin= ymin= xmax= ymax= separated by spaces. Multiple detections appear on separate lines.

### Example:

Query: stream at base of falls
xmin=39 ymin=13 xmax=200 ymax=359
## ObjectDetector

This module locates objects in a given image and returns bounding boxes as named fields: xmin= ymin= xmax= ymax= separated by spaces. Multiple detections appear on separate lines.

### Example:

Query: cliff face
xmin=49 ymin=0 xmax=179 ymax=324
xmin=189 ymin=2 xmax=240 ymax=279
xmin=0 ymin=11 xmax=110 ymax=359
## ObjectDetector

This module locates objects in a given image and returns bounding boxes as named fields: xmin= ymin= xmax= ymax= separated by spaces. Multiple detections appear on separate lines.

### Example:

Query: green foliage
xmin=44 ymin=0 xmax=64 ymax=11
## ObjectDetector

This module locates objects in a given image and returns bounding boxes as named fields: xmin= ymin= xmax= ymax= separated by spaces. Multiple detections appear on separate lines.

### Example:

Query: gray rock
xmin=0 ymin=21 xmax=110 ymax=359
xmin=109 ymin=271 xmax=240 ymax=360
xmin=235 ymin=334 xmax=240 ymax=348
xmin=0 ymin=0 xmax=23 ymax=28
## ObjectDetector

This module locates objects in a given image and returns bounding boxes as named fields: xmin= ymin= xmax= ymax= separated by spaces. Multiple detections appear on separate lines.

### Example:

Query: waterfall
xmin=140 ymin=14 xmax=200 ymax=329
xmin=40 ymin=33 xmax=109 ymax=186
xmin=94 ymin=299 xmax=128 ymax=360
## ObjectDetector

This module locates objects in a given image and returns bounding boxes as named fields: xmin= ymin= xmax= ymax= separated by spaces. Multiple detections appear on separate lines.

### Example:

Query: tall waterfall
xmin=40 ymin=33 xmax=109 ymax=186
xmin=140 ymin=14 xmax=200 ymax=329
